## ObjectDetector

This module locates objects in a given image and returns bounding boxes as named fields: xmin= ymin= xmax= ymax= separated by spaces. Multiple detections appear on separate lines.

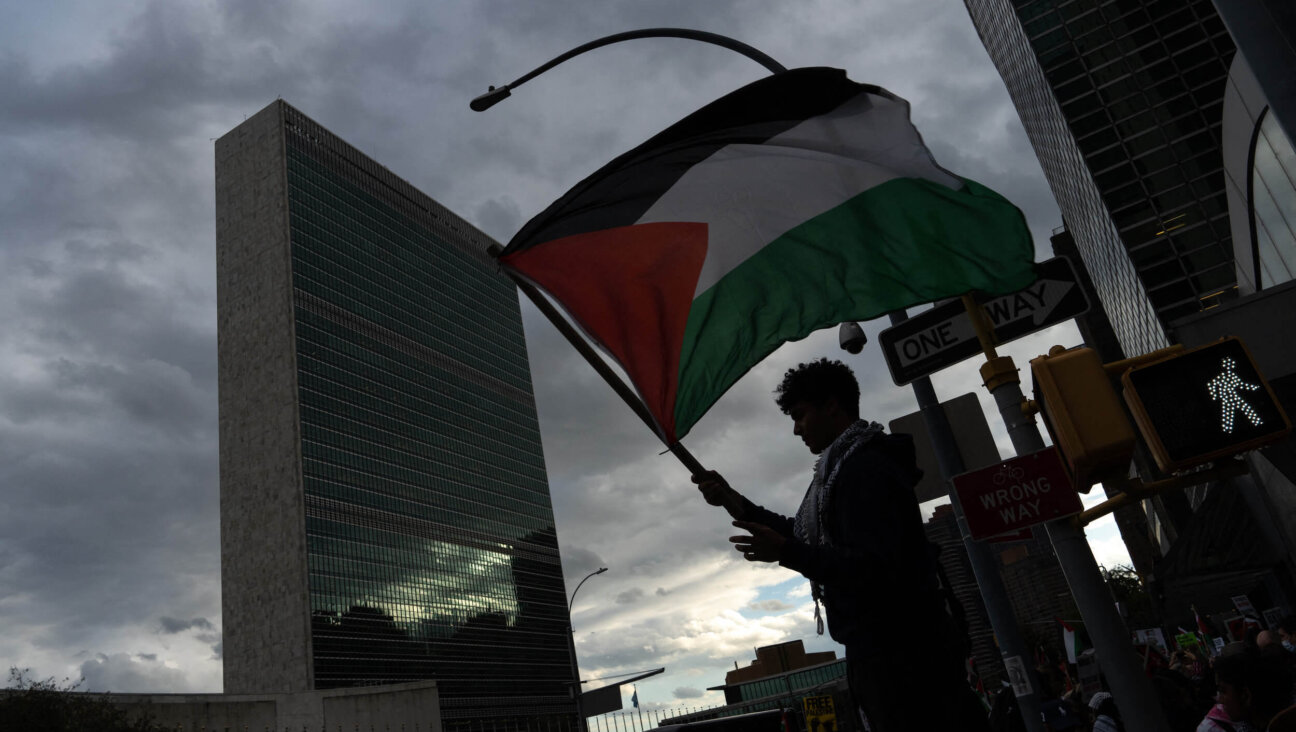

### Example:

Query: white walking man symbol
xmin=1206 ymin=356 xmax=1263 ymax=433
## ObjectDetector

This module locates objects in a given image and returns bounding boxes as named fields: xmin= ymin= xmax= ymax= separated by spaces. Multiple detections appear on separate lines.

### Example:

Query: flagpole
xmin=487 ymin=245 xmax=708 ymax=479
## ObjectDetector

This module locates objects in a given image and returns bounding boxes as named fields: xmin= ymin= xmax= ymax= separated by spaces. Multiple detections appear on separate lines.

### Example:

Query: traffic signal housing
xmin=1121 ymin=337 xmax=1290 ymax=473
xmin=1030 ymin=346 xmax=1137 ymax=492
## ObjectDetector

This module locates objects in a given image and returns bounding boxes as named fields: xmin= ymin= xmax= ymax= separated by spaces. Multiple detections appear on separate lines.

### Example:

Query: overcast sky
xmin=0 ymin=0 xmax=1133 ymax=714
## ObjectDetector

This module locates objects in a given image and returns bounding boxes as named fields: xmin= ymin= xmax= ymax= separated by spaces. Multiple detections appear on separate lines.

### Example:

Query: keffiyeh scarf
xmin=792 ymin=419 xmax=885 ymax=633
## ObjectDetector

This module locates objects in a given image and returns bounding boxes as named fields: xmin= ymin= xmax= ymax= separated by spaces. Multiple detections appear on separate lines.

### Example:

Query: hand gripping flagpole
xmin=486 ymin=244 xmax=707 ymax=477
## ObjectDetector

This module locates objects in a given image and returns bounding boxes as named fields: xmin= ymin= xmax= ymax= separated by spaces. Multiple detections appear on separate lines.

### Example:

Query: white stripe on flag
xmin=1064 ymin=626 xmax=1079 ymax=664
xmin=635 ymin=89 xmax=961 ymax=297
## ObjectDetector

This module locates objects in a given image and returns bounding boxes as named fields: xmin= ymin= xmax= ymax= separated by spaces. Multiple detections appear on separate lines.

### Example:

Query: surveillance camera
xmin=838 ymin=321 xmax=867 ymax=355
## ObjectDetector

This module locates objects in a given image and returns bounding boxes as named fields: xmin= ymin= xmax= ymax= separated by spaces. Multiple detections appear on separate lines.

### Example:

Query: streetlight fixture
xmin=568 ymin=567 xmax=607 ymax=732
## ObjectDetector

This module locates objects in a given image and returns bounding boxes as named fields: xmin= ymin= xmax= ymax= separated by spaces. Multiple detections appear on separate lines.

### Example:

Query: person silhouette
xmin=695 ymin=358 xmax=987 ymax=732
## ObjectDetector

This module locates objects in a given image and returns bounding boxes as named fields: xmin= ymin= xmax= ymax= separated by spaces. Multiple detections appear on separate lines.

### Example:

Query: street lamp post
xmin=568 ymin=567 xmax=607 ymax=732
xmin=470 ymin=28 xmax=786 ymax=113
xmin=470 ymin=32 xmax=779 ymax=727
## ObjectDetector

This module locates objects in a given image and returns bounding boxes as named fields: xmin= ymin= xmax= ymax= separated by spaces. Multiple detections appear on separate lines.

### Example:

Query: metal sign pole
xmin=889 ymin=310 xmax=1045 ymax=732
xmin=961 ymin=295 xmax=1170 ymax=732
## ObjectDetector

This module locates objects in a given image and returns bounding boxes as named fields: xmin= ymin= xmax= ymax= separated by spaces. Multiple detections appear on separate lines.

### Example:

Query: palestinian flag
xmin=1060 ymin=619 xmax=1083 ymax=665
xmin=500 ymin=67 xmax=1036 ymax=442
xmin=1194 ymin=606 xmax=1212 ymax=637
xmin=967 ymin=656 xmax=991 ymax=711
xmin=1193 ymin=606 xmax=1216 ymax=655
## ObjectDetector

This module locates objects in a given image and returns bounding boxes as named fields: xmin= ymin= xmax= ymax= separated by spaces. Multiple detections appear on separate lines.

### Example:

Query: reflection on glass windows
xmin=967 ymin=0 xmax=1239 ymax=354
xmin=1252 ymin=111 xmax=1296 ymax=288
xmin=281 ymin=106 xmax=575 ymax=730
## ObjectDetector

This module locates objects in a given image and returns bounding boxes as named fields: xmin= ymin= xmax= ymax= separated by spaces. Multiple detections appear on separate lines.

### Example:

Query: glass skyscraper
xmin=966 ymin=0 xmax=1296 ymax=618
xmin=216 ymin=101 xmax=576 ymax=730
xmin=1240 ymin=108 xmax=1296 ymax=290
xmin=963 ymin=0 xmax=1236 ymax=357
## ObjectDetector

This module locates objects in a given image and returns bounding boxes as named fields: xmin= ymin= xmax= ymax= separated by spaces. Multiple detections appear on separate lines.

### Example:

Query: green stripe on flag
xmin=672 ymin=176 xmax=1035 ymax=437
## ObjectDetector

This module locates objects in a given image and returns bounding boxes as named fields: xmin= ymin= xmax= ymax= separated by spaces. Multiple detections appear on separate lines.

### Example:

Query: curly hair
xmin=774 ymin=358 xmax=860 ymax=417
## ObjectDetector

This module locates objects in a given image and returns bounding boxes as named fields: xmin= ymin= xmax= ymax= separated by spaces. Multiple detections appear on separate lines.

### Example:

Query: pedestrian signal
xmin=1121 ymin=337 xmax=1290 ymax=472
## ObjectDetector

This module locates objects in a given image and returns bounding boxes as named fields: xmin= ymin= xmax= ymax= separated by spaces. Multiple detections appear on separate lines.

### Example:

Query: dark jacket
xmin=743 ymin=432 xmax=948 ymax=656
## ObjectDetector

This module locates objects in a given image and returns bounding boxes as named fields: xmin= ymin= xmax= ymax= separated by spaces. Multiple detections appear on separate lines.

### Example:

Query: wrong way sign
xmin=878 ymin=256 xmax=1089 ymax=385
xmin=953 ymin=447 xmax=1082 ymax=541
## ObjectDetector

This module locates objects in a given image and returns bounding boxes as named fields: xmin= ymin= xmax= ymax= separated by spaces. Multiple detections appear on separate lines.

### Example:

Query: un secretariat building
xmin=215 ymin=101 xmax=576 ymax=729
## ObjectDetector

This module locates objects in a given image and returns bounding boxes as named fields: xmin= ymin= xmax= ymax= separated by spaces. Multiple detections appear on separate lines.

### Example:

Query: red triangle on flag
xmin=502 ymin=222 xmax=707 ymax=442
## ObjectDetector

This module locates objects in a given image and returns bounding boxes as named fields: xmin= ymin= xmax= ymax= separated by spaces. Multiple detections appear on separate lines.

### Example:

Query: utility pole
xmin=961 ymin=295 xmax=1170 ymax=732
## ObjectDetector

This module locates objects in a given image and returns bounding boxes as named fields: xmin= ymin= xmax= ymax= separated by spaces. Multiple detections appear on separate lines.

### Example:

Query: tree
xmin=1101 ymin=563 xmax=1160 ymax=630
xmin=0 ymin=668 xmax=161 ymax=732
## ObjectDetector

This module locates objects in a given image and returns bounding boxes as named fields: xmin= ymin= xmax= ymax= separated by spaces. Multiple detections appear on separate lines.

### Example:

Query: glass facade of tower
xmin=1251 ymin=110 xmax=1296 ymax=288
xmin=964 ymin=0 xmax=1237 ymax=355
xmin=280 ymin=107 xmax=575 ymax=728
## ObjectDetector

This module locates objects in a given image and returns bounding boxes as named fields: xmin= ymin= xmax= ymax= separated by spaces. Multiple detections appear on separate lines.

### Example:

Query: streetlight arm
xmin=471 ymin=28 xmax=787 ymax=111
xmin=569 ymin=567 xmax=608 ymax=615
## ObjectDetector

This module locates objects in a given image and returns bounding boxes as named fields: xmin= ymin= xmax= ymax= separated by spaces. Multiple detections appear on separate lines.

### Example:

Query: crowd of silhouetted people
xmin=986 ymin=615 xmax=1296 ymax=732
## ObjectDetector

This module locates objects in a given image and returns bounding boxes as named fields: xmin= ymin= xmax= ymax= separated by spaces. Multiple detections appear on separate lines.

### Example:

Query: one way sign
xmin=878 ymin=256 xmax=1089 ymax=385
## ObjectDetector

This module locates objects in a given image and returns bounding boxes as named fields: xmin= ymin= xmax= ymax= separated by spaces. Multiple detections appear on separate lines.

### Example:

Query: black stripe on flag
xmin=504 ymin=67 xmax=869 ymax=254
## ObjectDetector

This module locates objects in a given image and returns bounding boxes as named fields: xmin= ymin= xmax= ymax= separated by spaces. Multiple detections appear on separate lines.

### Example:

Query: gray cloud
xmin=747 ymin=600 xmax=793 ymax=613
xmin=78 ymin=653 xmax=188 ymax=693
xmin=561 ymin=546 xmax=608 ymax=586
xmin=674 ymin=687 xmax=704 ymax=699
xmin=472 ymin=196 xmax=526 ymax=243
xmin=0 ymin=0 xmax=1088 ymax=709
xmin=159 ymin=617 xmax=214 ymax=635
xmin=615 ymin=588 xmax=646 ymax=605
